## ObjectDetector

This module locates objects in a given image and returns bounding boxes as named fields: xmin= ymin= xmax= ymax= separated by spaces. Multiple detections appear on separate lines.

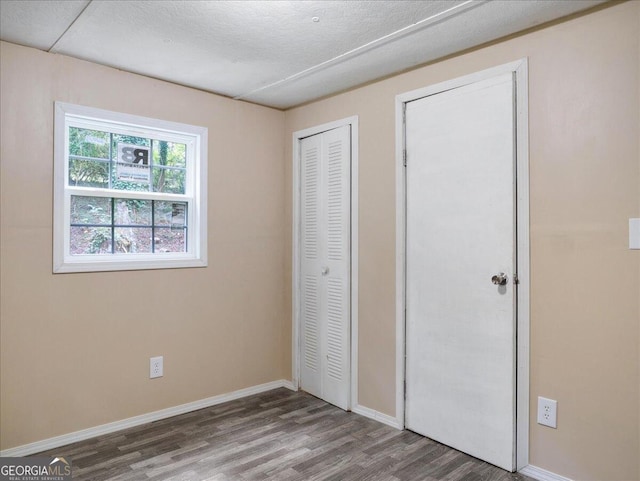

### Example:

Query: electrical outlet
xmin=537 ymin=396 xmax=557 ymax=428
xmin=150 ymin=356 xmax=163 ymax=379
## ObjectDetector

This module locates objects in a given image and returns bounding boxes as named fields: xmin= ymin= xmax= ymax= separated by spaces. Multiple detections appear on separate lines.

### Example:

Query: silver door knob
xmin=321 ymin=266 xmax=330 ymax=276
xmin=491 ymin=273 xmax=508 ymax=285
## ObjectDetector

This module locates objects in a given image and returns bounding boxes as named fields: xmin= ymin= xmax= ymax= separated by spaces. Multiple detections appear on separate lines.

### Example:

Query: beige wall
xmin=284 ymin=3 xmax=639 ymax=480
xmin=0 ymin=42 xmax=287 ymax=450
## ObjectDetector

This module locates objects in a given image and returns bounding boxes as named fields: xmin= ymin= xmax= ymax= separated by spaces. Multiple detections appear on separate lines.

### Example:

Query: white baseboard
xmin=281 ymin=380 xmax=296 ymax=391
xmin=519 ymin=465 xmax=573 ymax=481
xmin=351 ymin=404 xmax=403 ymax=429
xmin=0 ymin=379 xmax=293 ymax=457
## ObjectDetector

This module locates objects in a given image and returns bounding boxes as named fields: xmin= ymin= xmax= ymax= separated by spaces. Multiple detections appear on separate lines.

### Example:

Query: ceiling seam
xmin=47 ymin=0 xmax=94 ymax=52
xmin=232 ymin=0 xmax=487 ymax=102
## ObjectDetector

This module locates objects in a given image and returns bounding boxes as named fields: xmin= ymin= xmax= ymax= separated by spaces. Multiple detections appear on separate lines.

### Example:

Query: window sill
xmin=53 ymin=254 xmax=207 ymax=274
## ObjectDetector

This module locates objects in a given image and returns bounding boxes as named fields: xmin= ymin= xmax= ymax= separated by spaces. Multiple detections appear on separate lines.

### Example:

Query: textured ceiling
xmin=0 ymin=0 xmax=604 ymax=109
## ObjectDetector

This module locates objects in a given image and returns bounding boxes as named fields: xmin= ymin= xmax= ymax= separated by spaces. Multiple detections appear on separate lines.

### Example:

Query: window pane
xmin=114 ymin=199 xmax=151 ymax=226
xmin=153 ymin=141 xmax=186 ymax=168
xmin=153 ymin=167 xmax=185 ymax=194
xmin=154 ymin=228 xmax=186 ymax=253
xmin=70 ymin=226 xmax=112 ymax=255
xmin=111 ymin=156 xmax=150 ymax=192
xmin=112 ymin=134 xmax=152 ymax=191
xmin=112 ymin=134 xmax=150 ymax=151
xmin=69 ymin=159 xmax=110 ymax=188
xmin=114 ymin=228 xmax=152 ymax=254
xmin=71 ymin=196 xmax=112 ymax=225
xmin=69 ymin=127 xmax=110 ymax=159
xmin=154 ymin=201 xmax=187 ymax=227
xmin=111 ymin=177 xmax=150 ymax=192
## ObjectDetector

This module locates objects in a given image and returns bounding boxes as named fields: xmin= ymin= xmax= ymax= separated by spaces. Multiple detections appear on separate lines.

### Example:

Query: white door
xmin=299 ymin=125 xmax=351 ymax=410
xmin=405 ymin=73 xmax=517 ymax=471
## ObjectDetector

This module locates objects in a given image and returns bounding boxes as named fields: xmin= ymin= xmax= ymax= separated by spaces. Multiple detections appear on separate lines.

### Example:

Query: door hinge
xmin=514 ymin=273 xmax=520 ymax=285
xmin=403 ymin=150 xmax=407 ymax=167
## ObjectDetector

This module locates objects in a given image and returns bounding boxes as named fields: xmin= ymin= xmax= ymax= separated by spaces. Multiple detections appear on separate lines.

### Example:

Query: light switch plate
xmin=630 ymin=218 xmax=640 ymax=249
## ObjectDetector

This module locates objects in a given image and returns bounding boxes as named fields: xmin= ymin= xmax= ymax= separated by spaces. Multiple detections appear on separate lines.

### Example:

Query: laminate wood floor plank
xmin=35 ymin=388 xmax=534 ymax=481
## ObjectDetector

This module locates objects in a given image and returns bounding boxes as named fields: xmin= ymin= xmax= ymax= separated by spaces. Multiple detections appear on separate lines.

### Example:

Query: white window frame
xmin=53 ymin=102 xmax=208 ymax=273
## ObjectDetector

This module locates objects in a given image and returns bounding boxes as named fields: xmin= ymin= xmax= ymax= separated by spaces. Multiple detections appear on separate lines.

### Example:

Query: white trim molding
xmin=281 ymin=379 xmax=297 ymax=391
xmin=395 ymin=58 xmax=530 ymax=470
xmin=0 ymin=380 xmax=293 ymax=457
xmin=351 ymin=404 xmax=403 ymax=430
xmin=519 ymin=465 xmax=574 ymax=481
xmin=292 ymin=116 xmax=359 ymax=409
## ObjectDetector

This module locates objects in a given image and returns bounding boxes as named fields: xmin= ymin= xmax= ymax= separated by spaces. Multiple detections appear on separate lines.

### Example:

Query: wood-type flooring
xmin=37 ymin=388 xmax=534 ymax=481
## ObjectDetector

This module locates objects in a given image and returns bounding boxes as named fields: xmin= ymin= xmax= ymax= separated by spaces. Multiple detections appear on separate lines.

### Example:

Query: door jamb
xmin=292 ymin=116 xmax=359 ymax=410
xmin=394 ymin=59 xmax=530 ymax=470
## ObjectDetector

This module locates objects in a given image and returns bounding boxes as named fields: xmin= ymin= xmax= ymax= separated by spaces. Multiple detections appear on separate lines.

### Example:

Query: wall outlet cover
xmin=537 ymin=396 xmax=557 ymax=428
xmin=150 ymin=356 xmax=163 ymax=379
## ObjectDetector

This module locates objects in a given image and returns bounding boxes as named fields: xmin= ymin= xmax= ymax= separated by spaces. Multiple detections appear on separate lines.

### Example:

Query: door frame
xmin=292 ymin=116 xmax=359 ymax=410
xmin=395 ymin=59 xmax=530 ymax=469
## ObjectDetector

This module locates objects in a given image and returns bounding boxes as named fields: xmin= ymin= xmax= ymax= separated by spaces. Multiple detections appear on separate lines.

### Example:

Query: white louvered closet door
xmin=299 ymin=125 xmax=350 ymax=411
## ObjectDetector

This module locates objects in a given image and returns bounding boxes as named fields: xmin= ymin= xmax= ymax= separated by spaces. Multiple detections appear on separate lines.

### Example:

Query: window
xmin=54 ymin=102 xmax=207 ymax=273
